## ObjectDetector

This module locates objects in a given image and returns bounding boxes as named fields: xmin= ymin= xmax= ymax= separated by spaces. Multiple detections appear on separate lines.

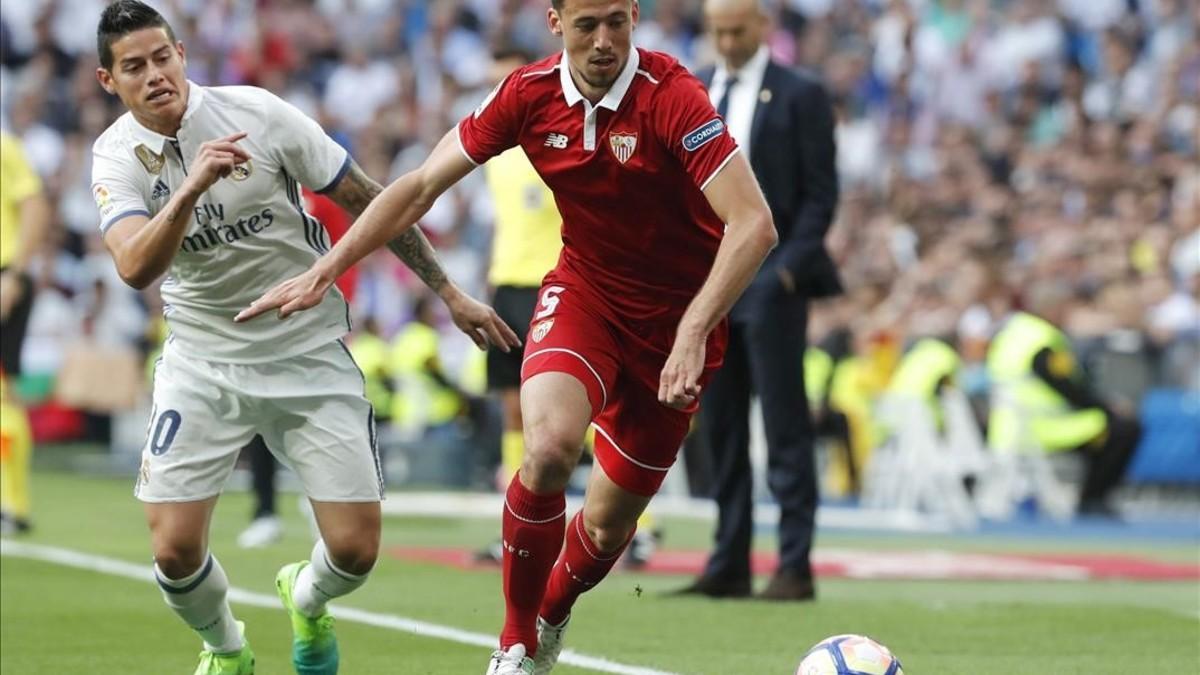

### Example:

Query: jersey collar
xmin=129 ymin=80 xmax=205 ymax=154
xmin=559 ymin=47 xmax=640 ymax=112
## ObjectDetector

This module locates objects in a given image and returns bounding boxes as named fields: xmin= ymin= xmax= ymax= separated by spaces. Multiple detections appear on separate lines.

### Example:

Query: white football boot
xmin=236 ymin=515 xmax=283 ymax=549
xmin=532 ymin=616 xmax=570 ymax=675
xmin=486 ymin=644 xmax=534 ymax=675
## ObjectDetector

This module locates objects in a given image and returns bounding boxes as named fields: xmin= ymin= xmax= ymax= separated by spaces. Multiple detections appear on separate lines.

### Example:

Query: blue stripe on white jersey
xmin=283 ymin=172 xmax=328 ymax=255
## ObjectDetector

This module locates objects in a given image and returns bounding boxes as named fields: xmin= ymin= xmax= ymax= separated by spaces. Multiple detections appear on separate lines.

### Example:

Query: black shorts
xmin=0 ymin=269 xmax=34 ymax=375
xmin=487 ymin=285 xmax=539 ymax=390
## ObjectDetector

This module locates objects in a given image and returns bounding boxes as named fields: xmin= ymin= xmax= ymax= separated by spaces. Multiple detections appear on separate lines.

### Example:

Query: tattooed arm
xmin=276 ymin=149 xmax=519 ymax=351
xmin=323 ymin=160 xmax=448 ymax=294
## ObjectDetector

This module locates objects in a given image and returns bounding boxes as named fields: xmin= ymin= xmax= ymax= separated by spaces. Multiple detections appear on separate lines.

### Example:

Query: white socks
xmin=156 ymin=553 xmax=242 ymax=654
xmin=293 ymin=539 xmax=370 ymax=618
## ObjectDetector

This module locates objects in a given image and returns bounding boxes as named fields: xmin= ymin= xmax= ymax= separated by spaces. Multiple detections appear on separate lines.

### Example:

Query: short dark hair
xmin=492 ymin=45 xmax=534 ymax=65
xmin=97 ymin=0 xmax=176 ymax=70
xmin=551 ymin=0 xmax=634 ymax=13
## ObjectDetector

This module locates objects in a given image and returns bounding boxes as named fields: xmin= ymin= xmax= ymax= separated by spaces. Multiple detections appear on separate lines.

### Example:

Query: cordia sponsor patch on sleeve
xmin=682 ymin=118 xmax=726 ymax=152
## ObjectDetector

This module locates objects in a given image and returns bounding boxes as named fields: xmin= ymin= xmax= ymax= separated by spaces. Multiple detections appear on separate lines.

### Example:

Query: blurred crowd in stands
xmin=1 ymin=0 xmax=1196 ymax=450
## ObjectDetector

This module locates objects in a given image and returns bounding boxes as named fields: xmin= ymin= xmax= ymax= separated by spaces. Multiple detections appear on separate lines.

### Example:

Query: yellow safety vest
xmin=460 ymin=347 xmax=488 ymax=398
xmin=986 ymin=313 xmax=1106 ymax=452
xmin=388 ymin=323 xmax=460 ymax=429
xmin=804 ymin=347 xmax=834 ymax=411
xmin=349 ymin=333 xmax=392 ymax=418
xmin=887 ymin=338 xmax=961 ymax=428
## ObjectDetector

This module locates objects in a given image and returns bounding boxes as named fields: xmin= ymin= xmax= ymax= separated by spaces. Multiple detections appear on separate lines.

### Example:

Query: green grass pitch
xmin=2 ymin=469 xmax=1197 ymax=674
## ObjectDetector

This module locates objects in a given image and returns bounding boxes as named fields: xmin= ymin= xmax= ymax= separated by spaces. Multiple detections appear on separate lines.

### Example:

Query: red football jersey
xmin=458 ymin=48 xmax=739 ymax=331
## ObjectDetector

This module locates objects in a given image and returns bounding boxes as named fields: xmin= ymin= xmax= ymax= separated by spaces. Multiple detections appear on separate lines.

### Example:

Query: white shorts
xmin=135 ymin=339 xmax=383 ymax=503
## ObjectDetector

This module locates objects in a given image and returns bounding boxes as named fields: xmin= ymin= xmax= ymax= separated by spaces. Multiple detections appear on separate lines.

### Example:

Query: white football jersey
xmin=92 ymin=83 xmax=352 ymax=363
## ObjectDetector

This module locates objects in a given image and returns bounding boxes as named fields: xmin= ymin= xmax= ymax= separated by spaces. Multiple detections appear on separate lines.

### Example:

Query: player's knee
xmin=153 ymin=541 xmax=208 ymax=580
xmin=584 ymin=519 xmax=635 ymax=555
xmin=520 ymin=439 xmax=576 ymax=491
xmin=323 ymin=530 xmax=379 ymax=576
xmin=521 ymin=425 xmax=581 ymax=491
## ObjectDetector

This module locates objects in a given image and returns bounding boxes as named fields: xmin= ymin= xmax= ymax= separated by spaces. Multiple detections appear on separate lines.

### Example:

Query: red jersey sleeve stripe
xmin=454 ymin=123 xmax=481 ymax=166
xmin=700 ymin=146 xmax=740 ymax=191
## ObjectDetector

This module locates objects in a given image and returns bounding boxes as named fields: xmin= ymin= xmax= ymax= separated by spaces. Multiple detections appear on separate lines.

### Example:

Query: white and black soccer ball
xmin=796 ymin=634 xmax=904 ymax=675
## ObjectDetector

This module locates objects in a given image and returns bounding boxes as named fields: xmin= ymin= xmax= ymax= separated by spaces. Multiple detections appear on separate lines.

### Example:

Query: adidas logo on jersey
xmin=544 ymin=133 xmax=568 ymax=149
xmin=151 ymin=179 xmax=170 ymax=200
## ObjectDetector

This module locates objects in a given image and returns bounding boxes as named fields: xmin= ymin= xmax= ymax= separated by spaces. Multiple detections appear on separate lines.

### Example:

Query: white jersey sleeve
xmin=91 ymin=133 xmax=152 ymax=233
xmin=264 ymin=93 xmax=350 ymax=193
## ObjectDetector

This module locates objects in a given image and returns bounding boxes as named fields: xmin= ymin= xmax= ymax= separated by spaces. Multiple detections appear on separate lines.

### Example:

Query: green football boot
xmin=276 ymin=561 xmax=339 ymax=675
xmin=193 ymin=621 xmax=254 ymax=674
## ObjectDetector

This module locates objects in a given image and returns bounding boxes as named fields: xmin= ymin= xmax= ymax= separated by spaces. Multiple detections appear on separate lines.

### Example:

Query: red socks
xmin=500 ymin=474 xmax=566 ymax=652
xmin=539 ymin=510 xmax=633 ymax=627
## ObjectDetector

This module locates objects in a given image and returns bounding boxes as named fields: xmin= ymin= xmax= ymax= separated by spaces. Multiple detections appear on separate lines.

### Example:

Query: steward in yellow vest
xmin=348 ymin=319 xmax=393 ymax=423
xmin=887 ymin=337 xmax=962 ymax=431
xmin=986 ymin=311 xmax=1141 ymax=517
xmin=389 ymin=295 xmax=467 ymax=436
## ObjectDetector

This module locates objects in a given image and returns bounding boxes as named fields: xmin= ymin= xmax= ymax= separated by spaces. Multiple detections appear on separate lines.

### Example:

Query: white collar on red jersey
xmin=559 ymin=47 xmax=640 ymax=112
xmin=129 ymin=80 xmax=206 ymax=154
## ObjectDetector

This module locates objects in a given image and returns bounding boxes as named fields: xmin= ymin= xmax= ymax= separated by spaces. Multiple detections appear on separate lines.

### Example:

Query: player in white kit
xmin=91 ymin=3 xmax=520 ymax=674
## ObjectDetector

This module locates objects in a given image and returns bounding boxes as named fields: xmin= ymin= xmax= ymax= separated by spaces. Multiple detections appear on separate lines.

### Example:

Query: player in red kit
xmin=237 ymin=1 xmax=777 ymax=673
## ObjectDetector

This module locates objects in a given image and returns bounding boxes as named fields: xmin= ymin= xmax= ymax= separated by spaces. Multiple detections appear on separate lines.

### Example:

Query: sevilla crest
xmin=609 ymin=132 xmax=637 ymax=164
xmin=531 ymin=319 xmax=555 ymax=343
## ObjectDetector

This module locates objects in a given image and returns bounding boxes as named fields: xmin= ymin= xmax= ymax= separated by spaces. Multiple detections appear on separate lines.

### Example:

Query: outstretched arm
xmin=309 ymin=129 xmax=471 ymax=292
xmin=658 ymin=154 xmax=777 ymax=409
xmin=322 ymin=160 xmax=449 ymax=294
xmin=237 ymin=130 xmax=521 ymax=351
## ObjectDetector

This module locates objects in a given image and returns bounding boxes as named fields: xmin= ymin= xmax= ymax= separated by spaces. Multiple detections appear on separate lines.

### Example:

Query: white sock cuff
xmin=293 ymin=539 xmax=370 ymax=617
xmin=312 ymin=539 xmax=370 ymax=582
xmin=155 ymin=552 xmax=215 ymax=591
xmin=154 ymin=553 xmax=241 ymax=653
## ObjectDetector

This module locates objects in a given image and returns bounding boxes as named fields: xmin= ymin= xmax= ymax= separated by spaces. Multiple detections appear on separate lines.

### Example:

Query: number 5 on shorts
xmin=534 ymin=285 xmax=566 ymax=321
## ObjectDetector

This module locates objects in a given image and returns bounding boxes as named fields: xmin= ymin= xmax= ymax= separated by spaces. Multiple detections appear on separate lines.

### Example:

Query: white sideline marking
xmin=1 ymin=540 xmax=681 ymax=675
xmin=380 ymin=492 xmax=957 ymax=533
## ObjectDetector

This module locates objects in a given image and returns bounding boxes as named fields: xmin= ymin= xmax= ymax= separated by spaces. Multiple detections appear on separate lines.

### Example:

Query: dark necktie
xmin=716 ymin=74 xmax=739 ymax=119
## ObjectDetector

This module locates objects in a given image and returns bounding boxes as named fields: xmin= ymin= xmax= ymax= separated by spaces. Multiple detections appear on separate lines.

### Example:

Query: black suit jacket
xmin=699 ymin=61 xmax=842 ymax=308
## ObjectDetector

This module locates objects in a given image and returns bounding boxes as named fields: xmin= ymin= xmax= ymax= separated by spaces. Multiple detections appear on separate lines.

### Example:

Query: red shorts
xmin=519 ymin=282 xmax=722 ymax=496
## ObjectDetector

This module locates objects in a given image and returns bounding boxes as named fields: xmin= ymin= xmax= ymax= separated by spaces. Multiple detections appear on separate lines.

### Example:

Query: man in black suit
xmin=678 ymin=0 xmax=840 ymax=601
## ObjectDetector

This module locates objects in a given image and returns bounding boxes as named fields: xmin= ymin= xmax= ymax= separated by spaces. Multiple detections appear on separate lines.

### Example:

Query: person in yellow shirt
xmin=0 ymin=369 xmax=33 ymax=534
xmin=0 ymin=132 xmax=48 ymax=535
xmin=0 ymin=131 xmax=49 ymax=376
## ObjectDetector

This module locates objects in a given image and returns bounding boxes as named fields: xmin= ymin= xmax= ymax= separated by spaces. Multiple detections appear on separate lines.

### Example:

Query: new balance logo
xmin=151 ymin=179 xmax=170 ymax=200
xmin=544 ymin=133 xmax=568 ymax=149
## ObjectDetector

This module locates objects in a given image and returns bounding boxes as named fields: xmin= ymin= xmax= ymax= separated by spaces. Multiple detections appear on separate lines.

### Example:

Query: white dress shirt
xmin=708 ymin=45 xmax=770 ymax=163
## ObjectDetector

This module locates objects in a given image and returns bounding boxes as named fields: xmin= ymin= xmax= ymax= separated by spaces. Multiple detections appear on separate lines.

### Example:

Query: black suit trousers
xmin=698 ymin=290 xmax=817 ymax=581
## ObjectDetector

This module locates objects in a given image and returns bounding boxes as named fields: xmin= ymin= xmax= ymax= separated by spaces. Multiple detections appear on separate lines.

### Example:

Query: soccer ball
xmin=796 ymin=634 xmax=904 ymax=675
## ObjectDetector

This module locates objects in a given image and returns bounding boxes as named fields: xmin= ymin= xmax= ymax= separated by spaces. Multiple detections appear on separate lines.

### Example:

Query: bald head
xmin=704 ymin=0 xmax=770 ymax=71
xmin=703 ymin=0 xmax=770 ymax=14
